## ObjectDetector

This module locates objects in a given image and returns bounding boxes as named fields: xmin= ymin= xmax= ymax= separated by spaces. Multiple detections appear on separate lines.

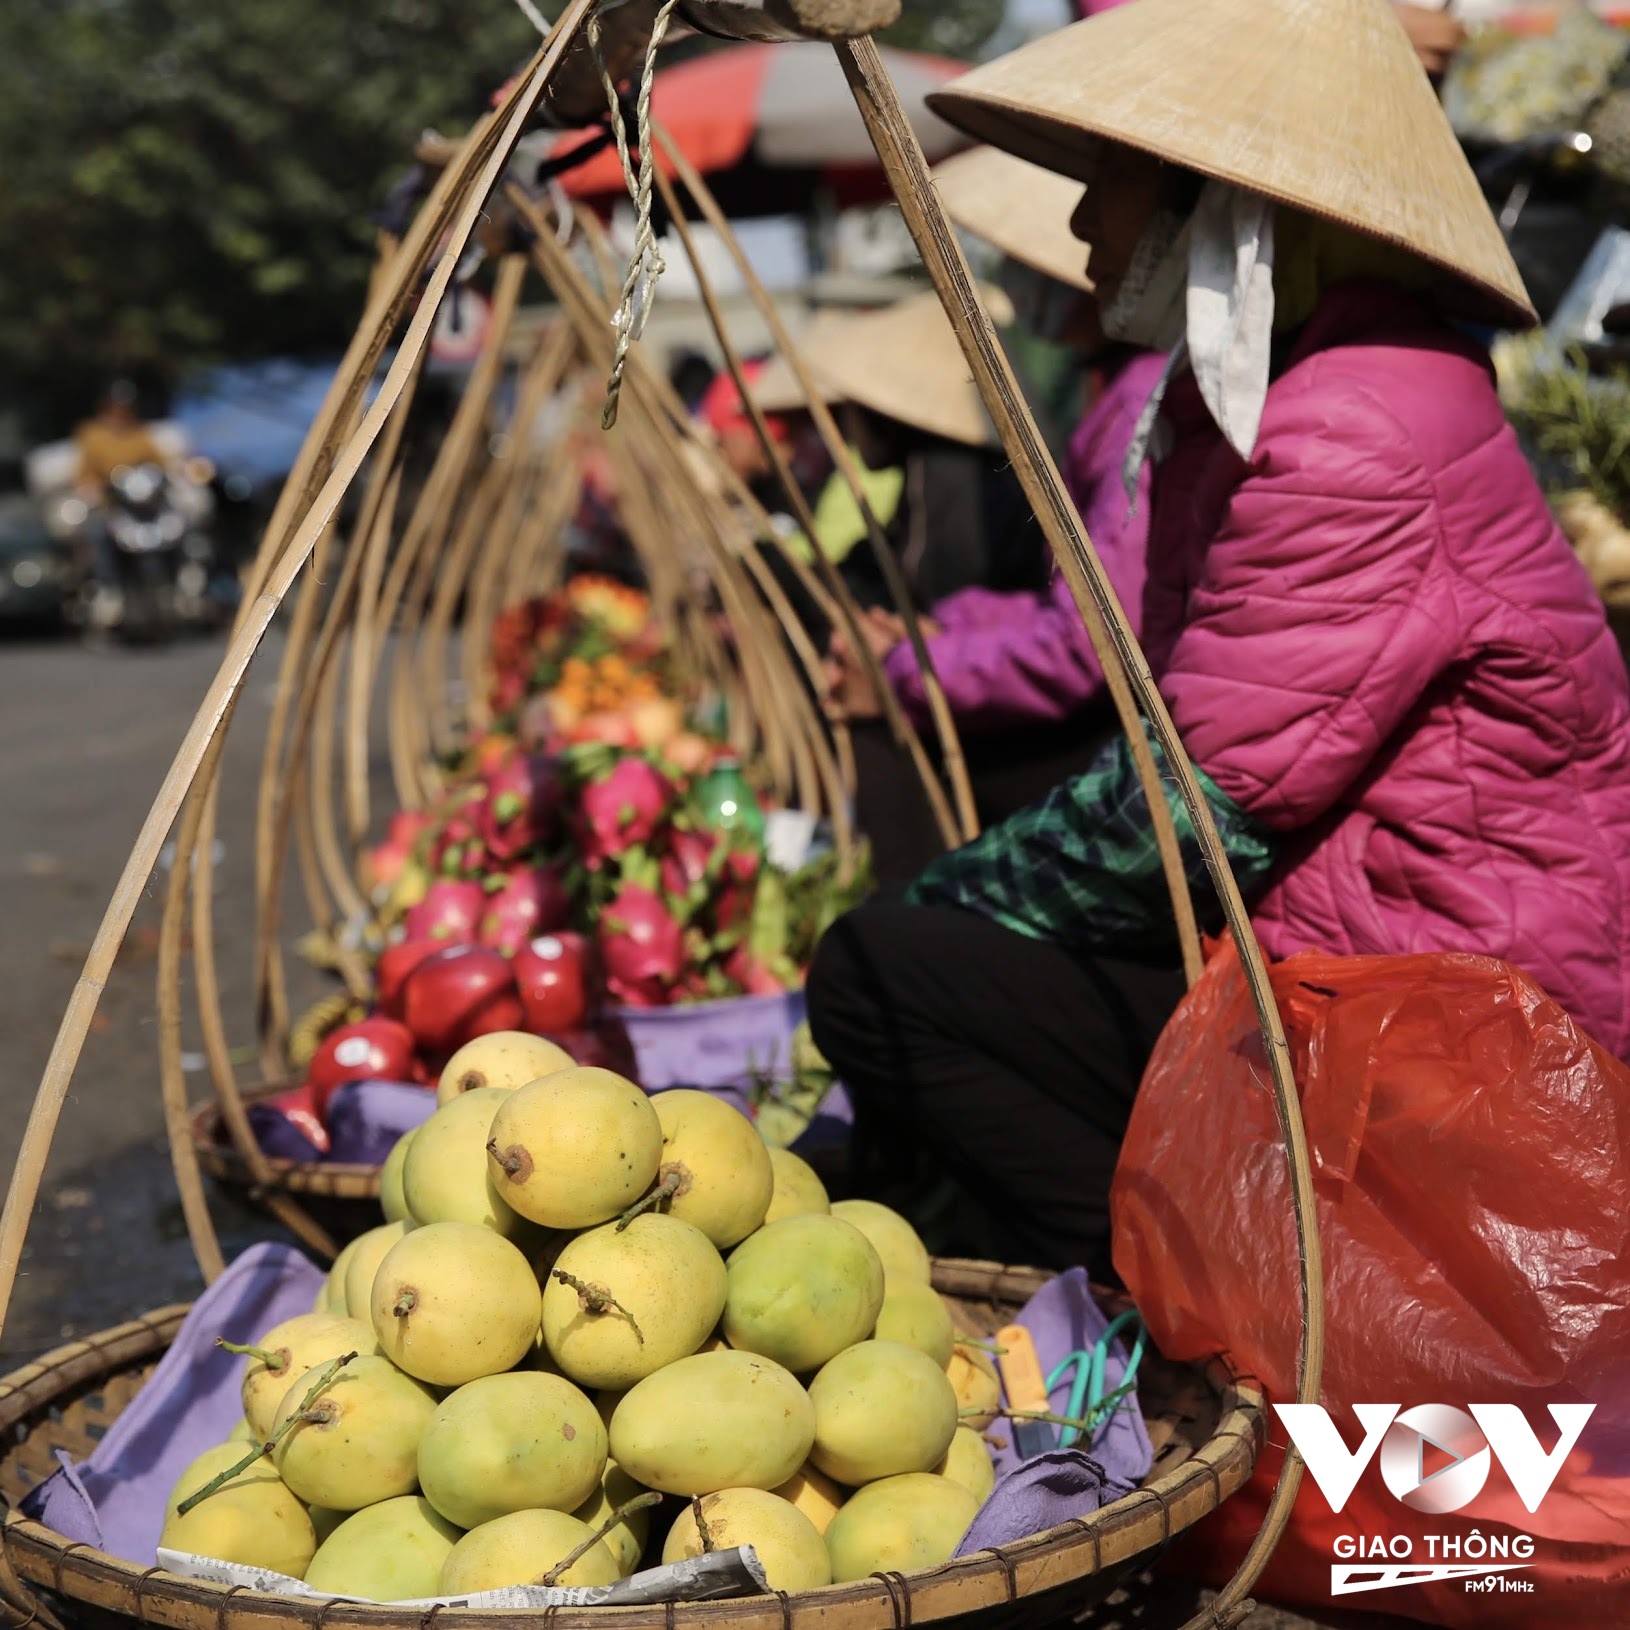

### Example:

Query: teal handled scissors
xmin=1045 ymin=1310 xmax=1147 ymax=1450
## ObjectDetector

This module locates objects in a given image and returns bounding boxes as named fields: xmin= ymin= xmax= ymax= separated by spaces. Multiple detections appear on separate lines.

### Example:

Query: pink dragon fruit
xmin=479 ymin=867 xmax=571 ymax=954
xmin=430 ymin=790 xmax=488 ymax=876
xmin=577 ymin=756 xmax=675 ymax=868
xmin=480 ymin=755 xmax=564 ymax=862
xmin=714 ymin=842 xmax=762 ymax=934
xmin=404 ymin=878 xmax=486 ymax=944
xmin=659 ymin=826 xmax=721 ymax=903
xmin=598 ymin=882 xmax=686 ymax=1007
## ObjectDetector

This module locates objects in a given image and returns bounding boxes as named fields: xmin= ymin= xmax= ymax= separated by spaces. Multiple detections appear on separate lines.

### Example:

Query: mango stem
xmin=215 ymin=1338 xmax=284 ymax=1369
xmin=691 ymin=1495 xmax=714 ymax=1554
xmin=551 ymin=1270 xmax=644 ymax=1344
xmin=538 ymin=1492 xmax=662 ymax=1585
xmin=176 ymin=1353 xmax=357 ymax=1516
xmin=616 ymin=1168 xmax=684 ymax=1230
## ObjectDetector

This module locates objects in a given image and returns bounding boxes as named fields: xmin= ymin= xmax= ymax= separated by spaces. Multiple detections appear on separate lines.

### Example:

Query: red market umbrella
xmin=541 ymin=42 xmax=969 ymax=206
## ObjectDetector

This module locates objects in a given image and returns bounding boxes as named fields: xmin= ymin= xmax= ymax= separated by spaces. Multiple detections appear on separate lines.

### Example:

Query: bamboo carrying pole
xmin=650 ymin=128 xmax=979 ymax=847
xmin=832 ymin=39 xmax=1323 ymax=1627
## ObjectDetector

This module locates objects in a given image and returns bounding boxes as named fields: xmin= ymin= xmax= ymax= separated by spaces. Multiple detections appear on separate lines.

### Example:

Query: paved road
xmin=0 ymin=626 xmax=334 ymax=1363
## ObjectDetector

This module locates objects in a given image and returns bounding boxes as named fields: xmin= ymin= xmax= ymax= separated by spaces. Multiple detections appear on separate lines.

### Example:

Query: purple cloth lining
xmin=954 ymin=1267 xmax=1152 ymax=1555
xmin=22 ymin=1243 xmax=325 ymax=1566
xmin=618 ymin=988 xmax=806 ymax=1094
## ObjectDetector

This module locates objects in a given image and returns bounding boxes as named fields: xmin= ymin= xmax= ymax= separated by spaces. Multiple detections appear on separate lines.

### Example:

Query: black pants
xmin=807 ymin=900 xmax=1186 ymax=1277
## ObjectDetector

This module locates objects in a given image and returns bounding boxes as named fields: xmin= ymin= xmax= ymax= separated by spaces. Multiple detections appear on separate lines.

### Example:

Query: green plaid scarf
xmin=908 ymin=731 xmax=1278 ymax=958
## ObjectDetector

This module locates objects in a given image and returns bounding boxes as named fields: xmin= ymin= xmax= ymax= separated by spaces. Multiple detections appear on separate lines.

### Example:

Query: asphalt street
xmin=0 ymin=625 xmax=333 ymax=1363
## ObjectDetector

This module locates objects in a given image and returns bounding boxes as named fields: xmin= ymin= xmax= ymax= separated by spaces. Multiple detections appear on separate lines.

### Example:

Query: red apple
xmin=513 ymin=932 xmax=599 ymax=1035
xmin=375 ymin=938 xmax=445 ymax=1020
xmin=402 ymin=943 xmax=525 ymax=1056
xmin=307 ymin=1017 xmax=417 ymax=1122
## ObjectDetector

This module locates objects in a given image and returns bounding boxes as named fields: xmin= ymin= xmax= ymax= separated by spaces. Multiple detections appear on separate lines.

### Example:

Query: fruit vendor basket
xmin=0 ymin=1263 xmax=1267 ymax=1630
xmin=0 ymin=2 xmax=1326 ymax=1625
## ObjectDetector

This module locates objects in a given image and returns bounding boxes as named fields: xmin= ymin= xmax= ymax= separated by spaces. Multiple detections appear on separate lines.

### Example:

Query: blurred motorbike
xmin=100 ymin=462 xmax=214 ymax=640
xmin=42 ymin=453 xmax=218 ymax=641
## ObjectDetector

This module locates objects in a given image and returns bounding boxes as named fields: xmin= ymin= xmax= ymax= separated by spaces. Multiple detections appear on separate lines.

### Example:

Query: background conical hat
xmin=927 ymin=0 xmax=1535 ymax=329
xmin=934 ymin=145 xmax=1093 ymax=292
xmin=803 ymin=289 xmax=999 ymax=447
xmin=751 ymin=308 xmax=855 ymax=414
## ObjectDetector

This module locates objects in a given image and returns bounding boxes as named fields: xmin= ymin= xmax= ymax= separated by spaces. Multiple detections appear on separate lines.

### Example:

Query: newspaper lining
xmin=157 ymin=1544 xmax=769 ymax=1607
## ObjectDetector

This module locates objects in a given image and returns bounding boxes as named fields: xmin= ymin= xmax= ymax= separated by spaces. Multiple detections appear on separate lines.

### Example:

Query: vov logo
xmin=1274 ymin=1403 xmax=1595 ymax=1598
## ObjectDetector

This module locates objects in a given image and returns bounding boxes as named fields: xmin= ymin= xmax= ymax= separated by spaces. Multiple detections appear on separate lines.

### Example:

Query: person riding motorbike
xmin=71 ymin=381 xmax=167 ymax=603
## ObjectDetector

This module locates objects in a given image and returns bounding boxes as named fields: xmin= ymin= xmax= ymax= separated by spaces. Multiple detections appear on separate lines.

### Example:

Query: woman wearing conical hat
xmin=825 ymin=139 xmax=1168 ymax=803
xmin=808 ymin=0 xmax=1630 ymax=1274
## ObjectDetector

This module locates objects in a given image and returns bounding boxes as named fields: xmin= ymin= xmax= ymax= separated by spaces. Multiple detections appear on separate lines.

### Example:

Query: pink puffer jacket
xmin=1148 ymin=282 xmax=1630 ymax=1054
xmin=885 ymin=350 xmax=1164 ymax=729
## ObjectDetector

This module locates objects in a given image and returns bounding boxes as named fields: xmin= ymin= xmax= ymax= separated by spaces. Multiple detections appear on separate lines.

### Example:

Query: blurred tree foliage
xmin=0 ymin=0 xmax=534 ymax=434
xmin=881 ymin=0 xmax=1007 ymax=58
xmin=0 ymin=0 xmax=1004 ymax=436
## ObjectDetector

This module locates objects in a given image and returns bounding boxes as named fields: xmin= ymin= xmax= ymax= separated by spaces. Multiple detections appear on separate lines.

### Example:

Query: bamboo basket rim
xmin=0 ymin=1259 xmax=1266 ymax=1629
xmin=187 ymin=1086 xmax=385 ymax=1199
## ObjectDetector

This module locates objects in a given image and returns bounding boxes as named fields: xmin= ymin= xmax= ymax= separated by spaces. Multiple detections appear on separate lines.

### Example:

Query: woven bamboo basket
xmin=0 ymin=2 xmax=1326 ymax=1624
xmin=0 ymin=1263 xmax=1266 ymax=1630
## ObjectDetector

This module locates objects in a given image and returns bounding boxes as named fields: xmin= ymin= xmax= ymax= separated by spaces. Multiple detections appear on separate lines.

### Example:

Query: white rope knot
xmin=589 ymin=0 xmax=683 ymax=429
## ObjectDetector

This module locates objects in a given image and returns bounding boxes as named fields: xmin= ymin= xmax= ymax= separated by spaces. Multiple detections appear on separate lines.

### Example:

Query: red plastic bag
xmin=1111 ymin=944 xmax=1630 ymax=1627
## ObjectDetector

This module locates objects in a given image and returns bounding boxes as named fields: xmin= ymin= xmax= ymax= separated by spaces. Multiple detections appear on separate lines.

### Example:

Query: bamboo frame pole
xmin=834 ymin=39 xmax=1320 ymax=1623
xmin=461 ymin=325 xmax=578 ymax=737
xmin=651 ymin=127 xmax=978 ymax=845
xmin=516 ymin=192 xmax=848 ymax=838
xmin=0 ymin=0 xmax=603 ymax=1343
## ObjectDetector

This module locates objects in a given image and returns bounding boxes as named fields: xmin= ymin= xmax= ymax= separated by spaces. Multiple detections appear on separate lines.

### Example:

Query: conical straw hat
xmin=927 ymin=0 xmax=1535 ymax=329
xmin=751 ymin=309 xmax=855 ymax=415
xmin=934 ymin=145 xmax=1092 ymax=292
xmin=803 ymin=290 xmax=999 ymax=447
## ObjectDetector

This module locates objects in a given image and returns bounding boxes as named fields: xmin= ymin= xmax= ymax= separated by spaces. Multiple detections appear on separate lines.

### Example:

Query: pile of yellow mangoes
xmin=160 ymin=1032 xmax=1002 ymax=1602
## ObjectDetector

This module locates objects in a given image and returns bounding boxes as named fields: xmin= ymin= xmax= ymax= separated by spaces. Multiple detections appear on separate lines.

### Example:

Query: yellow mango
xmin=661 ymin=1488 xmax=830 ymax=1591
xmin=650 ymin=1090 xmax=773 ymax=1247
xmin=609 ymin=1350 xmax=813 ymax=1495
xmin=402 ymin=1087 xmax=526 ymax=1237
xmin=763 ymin=1147 xmax=829 ymax=1223
xmin=487 ymin=1067 xmax=663 ymax=1230
xmin=572 ymin=1460 xmax=651 ymax=1577
xmin=159 ymin=1443 xmax=315 ymax=1578
xmin=723 ymin=1215 xmax=883 ymax=1373
xmin=437 ymin=1032 xmax=573 ymax=1103
xmin=273 ymin=1354 xmax=437 ymax=1510
xmin=343 ymin=1221 xmax=412 ymax=1321
xmin=541 ymin=1214 xmax=725 ymax=1389
xmin=439 ymin=1508 xmax=618 ymax=1593
xmin=828 ymin=1200 xmax=930 ymax=1287
xmin=371 ymin=1221 xmax=541 ymax=1385
xmin=418 ymin=1372 xmax=606 ymax=1529
xmin=304 ymin=1496 xmax=461 ymax=1601
xmin=770 ymin=1463 xmax=847 ymax=1535
xmin=873 ymin=1281 xmax=955 ymax=1367
xmin=934 ymin=1426 xmax=995 ymax=1505
xmin=808 ymin=1340 xmax=958 ymax=1485
xmin=824 ymin=1473 xmax=977 ymax=1582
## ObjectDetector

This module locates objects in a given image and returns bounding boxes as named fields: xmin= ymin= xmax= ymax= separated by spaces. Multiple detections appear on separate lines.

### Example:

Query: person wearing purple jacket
xmin=826 ymin=143 xmax=1163 ymax=854
xmin=810 ymin=0 xmax=1630 ymax=1276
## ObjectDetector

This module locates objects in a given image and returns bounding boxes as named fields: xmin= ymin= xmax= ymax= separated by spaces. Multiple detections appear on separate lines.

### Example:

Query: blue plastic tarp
xmin=171 ymin=358 xmax=383 ymax=488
